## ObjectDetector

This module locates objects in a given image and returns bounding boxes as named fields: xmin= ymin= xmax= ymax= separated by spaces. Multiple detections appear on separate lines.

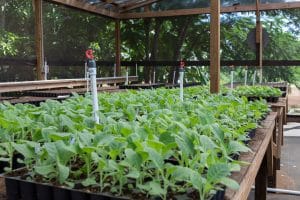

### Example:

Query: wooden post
xmin=34 ymin=0 xmax=44 ymax=80
xmin=210 ymin=0 xmax=220 ymax=93
xmin=115 ymin=19 xmax=121 ymax=77
xmin=256 ymin=0 xmax=263 ymax=83
xmin=255 ymin=154 xmax=267 ymax=200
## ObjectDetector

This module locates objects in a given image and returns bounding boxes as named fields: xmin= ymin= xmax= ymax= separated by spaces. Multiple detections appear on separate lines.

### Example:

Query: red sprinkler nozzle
xmin=180 ymin=60 xmax=185 ymax=69
xmin=85 ymin=49 xmax=94 ymax=60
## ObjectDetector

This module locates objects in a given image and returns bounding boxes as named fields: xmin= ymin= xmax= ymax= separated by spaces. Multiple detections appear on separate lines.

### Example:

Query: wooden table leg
xmin=256 ymin=155 xmax=267 ymax=200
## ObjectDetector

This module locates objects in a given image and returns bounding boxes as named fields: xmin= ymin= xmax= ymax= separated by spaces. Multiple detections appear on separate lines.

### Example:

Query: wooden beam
xmin=210 ymin=0 xmax=220 ymax=94
xmin=115 ymin=19 xmax=121 ymax=76
xmin=34 ymin=0 xmax=44 ymax=80
xmin=48 ymin=0 xmax=119 ymax=18
xmin=119 ymin=2 xmax=300 ymax=19
xmin=120 ymin=0 xmax=160 ymax=13
xmin=256 ymin=0 xmax=263 ymax=83
xmin=0 ymin=77 xmax=138 ymax=93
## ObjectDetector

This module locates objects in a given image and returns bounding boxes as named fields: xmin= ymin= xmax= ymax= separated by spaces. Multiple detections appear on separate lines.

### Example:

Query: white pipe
xmin=125 ymin=67 xmax=129 ymax=85
xmin=179 ymin=71 xmax=184 ymax=102
xmin=88 ymin=67 xmax=99 ymax=124
xmin=244 ymin=69 xmax=248 ymax=86
xmin=85 ymin=62 xmax=89 ymax=93
xmin=153 ymin=69 xmax=156 ymax=84
xmin=173 ymin=71 xmax=176 ymax=85
xmin=259 ymin=68 xmax=263 ymax=84
xmin=253 ymin=70 xmax=257 ymax=85
xmin=252 ymin=186 xmax=300 ymax=196
xmin=231 ymin=70 xmax=234 ymax=89
xmin=267 ymin=188 xmax=300 ymax=195
xmin=135 ymin=63 xmax=138 ymax=77
xmin=44 ymin=60 xmax=48 ymax=80
xmin=114 ymin=63 xmax=116 ymax=77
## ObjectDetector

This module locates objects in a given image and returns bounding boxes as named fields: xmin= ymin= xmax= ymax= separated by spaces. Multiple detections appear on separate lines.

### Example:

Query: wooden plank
xmin=119 ymin=2 xmax=300 ymax=19
xmin=115 ymin=19 xmax=121 ymax=76
xmin=0 ymin=77 xmax=138 ymax=93
xmin=48 ymin=0 xmax=119 ymax=18
xmin=225 ymin=112 xmax=276 ymax=200
xmin=34 ymin=0 xmax=44 ymax=80
xmin=120 ymin=0 xmax=161 ymax=13
xmin=210 ymin=0 xmax=220 ymax=94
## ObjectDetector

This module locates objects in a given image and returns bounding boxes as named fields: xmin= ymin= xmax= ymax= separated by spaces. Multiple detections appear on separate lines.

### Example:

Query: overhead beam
xmin=120 ymin=0 xmax=161 ymax=13
xmin=34 ymin=0 xmax=44 ymax=80
xmin=210 ymin=0 xmax=220 ymax=94
xmin=48 ymin=0 xmax=119 ymax=18
xmin=119 ymin=2 xmax=300 ymax=19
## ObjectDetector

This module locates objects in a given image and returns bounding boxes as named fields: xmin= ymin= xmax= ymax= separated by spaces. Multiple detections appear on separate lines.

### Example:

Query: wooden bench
xmin=225 ymin=112 xmax=277 ymax=200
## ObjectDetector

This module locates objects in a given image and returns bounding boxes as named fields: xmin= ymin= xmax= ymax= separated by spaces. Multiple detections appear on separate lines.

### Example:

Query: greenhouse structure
xmin=0 ymin=0 xmax=299 ymax=200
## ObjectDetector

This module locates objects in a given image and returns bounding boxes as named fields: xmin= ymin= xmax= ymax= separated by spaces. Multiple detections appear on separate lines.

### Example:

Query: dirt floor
xmin=248 ymin=128 xmax=300 ymax=200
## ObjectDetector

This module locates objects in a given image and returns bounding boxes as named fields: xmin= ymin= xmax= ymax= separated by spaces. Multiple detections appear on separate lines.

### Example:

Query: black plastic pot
xmin=19 ymin=179 xmax=37 ymax=200
xmin=5 ymin=177 xmax=20 ymax=200
xmin=0 ymin=153 xmax=24 ymax=173
xmin=210 ymin=189 xmax=225 ymax=200
xmin=89 ymin=193 xmax=113 ymax=200
xmin=71 ymin=189 xmax=89 ymax=200
xmin=53 ymin=186 xmax=70 ymax=200
xmin=36 ymin=183 xmax=53 ymax=200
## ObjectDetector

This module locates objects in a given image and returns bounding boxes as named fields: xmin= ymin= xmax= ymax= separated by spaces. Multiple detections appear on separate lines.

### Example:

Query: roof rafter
xmin=48 ymin=0 xmax=119 ymax=18
xmin=119 ymin=2 xmax=300 ymax=19
xmin=120 ymin=0 xmax=161 ymax=13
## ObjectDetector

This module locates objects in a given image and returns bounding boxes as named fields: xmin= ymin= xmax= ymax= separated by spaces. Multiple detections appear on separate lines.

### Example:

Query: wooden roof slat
xmin=119 ymin=2 xmax=300 ymax=19
xmin=120 ymin=0 xmax=161 ymax=13
xmin=48 ymin=1 xmax=300 ymax=19
xmin=49 ymin=0 xmax=119 ymax=18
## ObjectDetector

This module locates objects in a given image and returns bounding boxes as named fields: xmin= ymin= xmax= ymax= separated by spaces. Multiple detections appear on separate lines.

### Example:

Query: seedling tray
xmin=119 ymin=83 xmax=165 ymax=90
xmin=246 ymin=96 xmax=279 ymax=103
xmin=0 ymin=154 xmax=24 ymax=173
xmin=3 ymin=171 xmax=225 ymax=200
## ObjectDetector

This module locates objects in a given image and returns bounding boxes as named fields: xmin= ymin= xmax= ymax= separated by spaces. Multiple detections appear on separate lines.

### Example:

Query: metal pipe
xmin=89 ymin=65 xmax=99 ymax=124
xmin=179 ymin=70 xmax=184 ymax=102
xmin=267 ymin=188 xmax=300 ymax=195
xmin=253 ymin=70 xmax=257 ymax=85
xmin=259 ymin=68 xmax=263 ymax=84
xmin=231 ymin=70 xmax=234 ymax=89
xmin=85 ymin=61 xmax=89 ymax=93
xmin=172 ymin=71 xmax=176 ymax=85
xmin=125 ymin=67 xmax=129 ymax=85
xmin=244 ymin=69 xmax=248 ymax=86
xmin=153 ymin=68 xmax=156 ymax=84
xmin=135 ymin=63 xmax=138 ymax=77
xmin=86 ymin=49 xmax=99 ymax=124
xmin=252 ymin=186 xmax=300 ymax=196
xmin=44 ymin=60 xmax=49 ymax=80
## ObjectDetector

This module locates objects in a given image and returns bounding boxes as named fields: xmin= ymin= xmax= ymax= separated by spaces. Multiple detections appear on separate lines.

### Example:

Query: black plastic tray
xmin=3 ymin=173 xmax=225 ymax=200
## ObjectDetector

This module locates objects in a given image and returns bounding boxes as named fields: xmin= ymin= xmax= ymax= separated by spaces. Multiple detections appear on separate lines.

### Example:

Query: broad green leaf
xmin=207 ymin=163 xmax=230 ymax=183
xmin=228 ymin=141 xmax=251 ymax=154
xmin=57 ymin=161 xmax=69 ymax=184
xmin=145 ymin=147 xmax=164 ymax=169
xmin=220 ymin=177 xmax=239 ymax=190
xmin=35 ymin=165 xmax=55 ymax=176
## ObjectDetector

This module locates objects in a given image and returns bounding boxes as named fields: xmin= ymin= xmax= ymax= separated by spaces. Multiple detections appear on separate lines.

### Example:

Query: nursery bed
xmin=225 ymin=112 xmax=277 ymax=200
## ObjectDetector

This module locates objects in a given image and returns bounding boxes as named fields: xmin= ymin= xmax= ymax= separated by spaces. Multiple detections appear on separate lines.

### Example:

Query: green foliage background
xmin=0 ymin=0 xmax=299 ymax=83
